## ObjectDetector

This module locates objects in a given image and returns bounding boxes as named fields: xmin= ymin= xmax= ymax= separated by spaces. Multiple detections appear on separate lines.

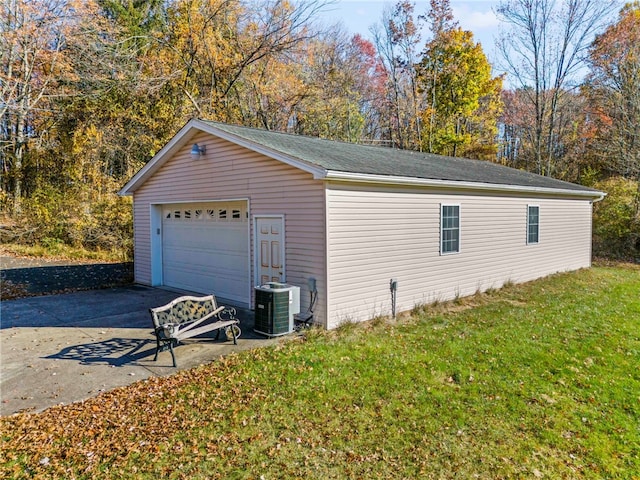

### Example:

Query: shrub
xmin=10 ymin=184 xmax=133 ymax=261
xmin=68 ymin=195 xmax=133 ymax=260
xmin=592 ymin=177 xmax=640 ymax=259
xmin=19 ymin=185 xmax=75 ymax=244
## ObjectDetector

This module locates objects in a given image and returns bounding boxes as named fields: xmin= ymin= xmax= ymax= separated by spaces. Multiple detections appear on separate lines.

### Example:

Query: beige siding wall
xmin=132 ymin=132 xmax=326 ymax=321
xmin=325 ymin=182 xmax=593 ymax=328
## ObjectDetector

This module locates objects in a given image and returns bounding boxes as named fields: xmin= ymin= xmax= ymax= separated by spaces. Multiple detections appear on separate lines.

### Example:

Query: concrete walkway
xmin=0 ymin=286 xmax=280 ymax=416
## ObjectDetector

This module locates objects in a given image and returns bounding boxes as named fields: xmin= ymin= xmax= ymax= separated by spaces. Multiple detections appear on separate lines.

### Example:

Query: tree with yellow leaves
xmin=417 ymin=0 xmax=503 ymax=159
xmin=0 ymin=0 xmax=108 ymax=212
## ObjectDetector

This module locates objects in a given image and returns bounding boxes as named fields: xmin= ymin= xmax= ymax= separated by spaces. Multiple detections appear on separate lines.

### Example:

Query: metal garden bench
xmin=149 ymin=294 xmax=241 ymax=367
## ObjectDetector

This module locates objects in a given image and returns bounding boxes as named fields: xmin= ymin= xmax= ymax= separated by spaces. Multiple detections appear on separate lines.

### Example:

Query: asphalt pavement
xmin=0 ymin=257 xmax=279 ymax=416
xmin=1 ymin=256 xmax=133 ymax=296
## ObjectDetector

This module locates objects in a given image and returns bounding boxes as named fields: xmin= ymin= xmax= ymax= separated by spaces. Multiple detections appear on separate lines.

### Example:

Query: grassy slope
xmin=1 ymin=266 xmax=638 ymax=479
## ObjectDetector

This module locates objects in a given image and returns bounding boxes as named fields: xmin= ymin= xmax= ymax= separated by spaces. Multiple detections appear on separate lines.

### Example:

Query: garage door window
xmin=164 ymin=204 xmax=246 ymax=222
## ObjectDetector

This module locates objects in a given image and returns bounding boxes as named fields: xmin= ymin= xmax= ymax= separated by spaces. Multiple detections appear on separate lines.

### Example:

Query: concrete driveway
xmin=0 ymin=286 xmax=279 ymax=416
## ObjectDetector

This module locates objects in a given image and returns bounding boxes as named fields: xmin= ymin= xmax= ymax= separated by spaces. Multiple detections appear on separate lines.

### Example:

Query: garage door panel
xmin=163 ymin=267 xmax=247 ymax=302
xmin=163 ymin=262 xmax=246 ymax=279
xmin=162 ymin=202 xmax=249 ymax=304
xmin=164 ymin=224 xmax=246 ymax=252
xmin=164 ymin=250 xmax=247 ymax=271
xmin=163 ymin=256 xmax=247 ymax=281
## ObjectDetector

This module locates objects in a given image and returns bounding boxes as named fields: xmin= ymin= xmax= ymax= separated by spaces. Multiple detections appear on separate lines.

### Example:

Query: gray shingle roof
xmin=203 ymin=120 xmax=600 ymax=194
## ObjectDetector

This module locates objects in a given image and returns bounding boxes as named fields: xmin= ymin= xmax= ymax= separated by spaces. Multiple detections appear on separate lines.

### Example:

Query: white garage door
xmin=162 ymin=201 xmax=249 ymax=304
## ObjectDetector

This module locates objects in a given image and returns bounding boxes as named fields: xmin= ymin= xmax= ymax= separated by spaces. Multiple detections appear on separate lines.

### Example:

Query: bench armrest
xmin=158 ymin=322 xmax=179 ymax=337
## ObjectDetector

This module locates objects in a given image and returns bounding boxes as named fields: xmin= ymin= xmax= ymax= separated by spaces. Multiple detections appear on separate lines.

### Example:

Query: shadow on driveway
xmin=43 ymin=337 xmax=157 ymax=367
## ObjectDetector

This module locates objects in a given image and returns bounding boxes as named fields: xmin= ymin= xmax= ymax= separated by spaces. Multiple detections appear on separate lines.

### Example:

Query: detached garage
xmin=120 ymin=119 xmax=604 ymax=329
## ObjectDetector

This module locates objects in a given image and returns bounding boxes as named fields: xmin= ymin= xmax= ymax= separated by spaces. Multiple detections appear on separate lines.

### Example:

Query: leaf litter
xmin=1 ymin=354 xmax=254 ymax=478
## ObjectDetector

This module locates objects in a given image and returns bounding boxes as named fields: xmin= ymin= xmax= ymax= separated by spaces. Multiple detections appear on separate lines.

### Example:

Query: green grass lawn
xmin=2 ymin=265 xmax=639 ymax=479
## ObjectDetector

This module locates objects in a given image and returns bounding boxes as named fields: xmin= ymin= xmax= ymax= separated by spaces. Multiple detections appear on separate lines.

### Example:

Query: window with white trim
xmin=527 ymin=205 xmax=539 ymax=244
xmin=441 ymin=204 xmax=460 ymax=254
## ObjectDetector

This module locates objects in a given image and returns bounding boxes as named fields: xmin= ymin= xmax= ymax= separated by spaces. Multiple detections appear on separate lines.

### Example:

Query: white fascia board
xmin=323 ymin=170 xmax=606 ymax=200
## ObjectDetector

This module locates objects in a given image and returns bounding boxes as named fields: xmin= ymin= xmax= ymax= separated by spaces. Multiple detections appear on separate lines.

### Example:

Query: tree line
xmin=1 ymin=0 xmax=638 ymax=258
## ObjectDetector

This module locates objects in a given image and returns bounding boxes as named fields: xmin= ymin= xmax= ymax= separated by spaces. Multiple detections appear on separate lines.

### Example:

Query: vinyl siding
xmin=132 ymin=132 xmax=326 ymax=322
xmin=325 ymin=182 xmax=593 ymax=328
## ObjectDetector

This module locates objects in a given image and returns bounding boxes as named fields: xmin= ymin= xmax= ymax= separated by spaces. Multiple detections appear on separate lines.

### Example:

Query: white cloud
xmin=464 ymin=10 xmax=500 ymax=29
xmin=452 ymin=4 xmax=500 ymax=31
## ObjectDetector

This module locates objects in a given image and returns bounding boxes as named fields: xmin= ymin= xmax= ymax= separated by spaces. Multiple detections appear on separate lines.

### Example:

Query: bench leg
xmin=169 ymin=340 xmax=177 ymax=367
xmin=153 ymin=334 xmax=161 ymax=361
xmin=154 ymin=334 xmax=177 ymax=367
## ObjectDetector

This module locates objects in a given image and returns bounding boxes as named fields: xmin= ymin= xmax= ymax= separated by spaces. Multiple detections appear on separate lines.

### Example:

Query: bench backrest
xmin=150 ymin=295 xmax=218 ymax=328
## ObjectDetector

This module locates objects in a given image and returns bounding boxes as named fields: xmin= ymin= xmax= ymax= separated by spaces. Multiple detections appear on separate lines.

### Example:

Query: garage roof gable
xmin=120 ymin=119 xmax=604 ymax=200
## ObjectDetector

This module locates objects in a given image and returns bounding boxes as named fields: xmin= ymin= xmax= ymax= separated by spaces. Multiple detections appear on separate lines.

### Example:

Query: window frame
xmin=527 ymin=205 xmax=540 ymax=245
xmin=440 ymin=204 xmax=461 ymax=255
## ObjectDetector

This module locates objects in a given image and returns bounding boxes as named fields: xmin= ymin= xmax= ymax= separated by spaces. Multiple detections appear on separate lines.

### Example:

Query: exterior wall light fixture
xmin=190 ymin=143 xmax=206 ymax=160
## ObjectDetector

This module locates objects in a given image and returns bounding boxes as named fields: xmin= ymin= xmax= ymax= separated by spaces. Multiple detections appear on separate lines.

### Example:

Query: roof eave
xmin=323 ymin=171 xmax=606 ymax=200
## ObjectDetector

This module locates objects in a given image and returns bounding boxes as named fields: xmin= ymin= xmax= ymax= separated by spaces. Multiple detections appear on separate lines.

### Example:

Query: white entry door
xmin=256 ymin=216 xmax=285 ymax=285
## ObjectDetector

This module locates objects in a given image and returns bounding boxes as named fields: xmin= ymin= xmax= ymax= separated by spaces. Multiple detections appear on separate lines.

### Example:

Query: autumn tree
xmin=500 ymin=87 xmax=594 ymax=181
xmin=236 ymin=48 xmax=308 ymax=131
xmin=283 ymin=30 xmax=390 ymax=142
xmin=59 ymin=0 xmax=181 ymax=187
xmin=288 ymin=29 xmax=365 ymax=141
xmin=346 ymin=34 xmax=389 ymax=142
xmin=585 ymin=1 xmax=640 ymax=182
xmin=0 ymin=0 xmax=107 ymax=213
xmin=0 ymin=0 xmax=145 ymax=252
xmin=156 ymin=0 xmax=328 ymax=123
xmin=418 ymin=0 xmax=503 ymax=159
xmin=584 ymin=1 xmax=640 ymax=257
xmin=419 ymin=0 xmax=456 ymax=154
xmin=496 ymin=0 xmax=617 ymax=176
xmin=371 ymin=0 xmax=423 ymax=149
